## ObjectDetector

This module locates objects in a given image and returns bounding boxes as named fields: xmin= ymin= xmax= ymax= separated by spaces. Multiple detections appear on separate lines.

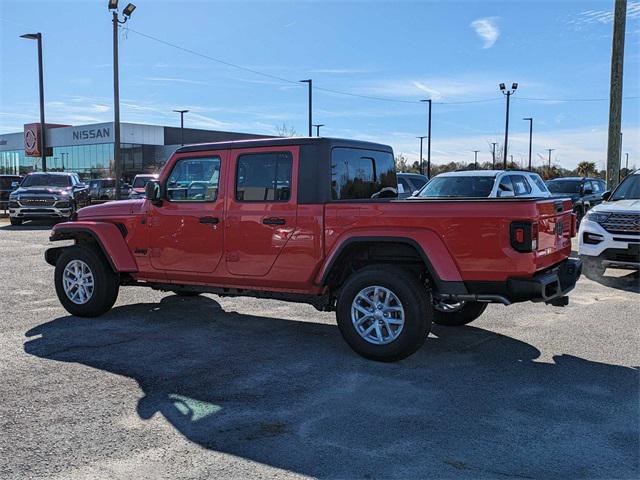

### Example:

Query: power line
xmin=122 ymin=25 xmax=640 ymax=107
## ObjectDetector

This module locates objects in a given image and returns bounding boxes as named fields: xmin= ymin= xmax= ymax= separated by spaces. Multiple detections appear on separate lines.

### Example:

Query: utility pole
xmin=606 ymin=0 xmax=627 ymax=190
xmin=473 ymin=150 xmax=480 ymax=169
xmin=546 ymin=148 xmax=555 ymax=171
xmin=417 ymin=136 xmax=427 ymax=175
xmin=300 ymin=79 xmax=312 ymax=137
xmin=499 ymin=83 xmax=518 ymax=168
xmin=523 ymin=117 xmax=533 ymax=171
xmin=109 ymin=1 xmax=137 ymax=199
xmin=173 ymin=109 xmax=189 ymax=146
xmin=491 ymin=142 xmax=497 ymax=168
xmin=420 ymin=99 xmax=432 ymax=177
xmin=20 ymin=33 xmax=46 ymax=172
xmin=625 ymin=152 xmax=629 ymax=174
xmin=312 ymin=124 xmax=324 ymax=137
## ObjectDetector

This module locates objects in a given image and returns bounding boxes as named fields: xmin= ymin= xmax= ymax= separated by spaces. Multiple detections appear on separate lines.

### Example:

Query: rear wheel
xmin=336 ymin=266 xmax=431 ymax=362
xmin=433 ymin=301 xmax=487 ymax=326
xmin=54 ymin=246 xmax=119 ymax=317
xmin=9 ymin=217 xmax=22 ymax=226
xmin=574 ymin=206 xmax=584 ymax=226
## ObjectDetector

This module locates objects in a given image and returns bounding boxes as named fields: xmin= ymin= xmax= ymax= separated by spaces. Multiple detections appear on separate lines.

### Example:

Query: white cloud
xmin=470 ymin=17 xmax=500 ymax=49
xmin=569 ymin=1 xmax=640 ymax=28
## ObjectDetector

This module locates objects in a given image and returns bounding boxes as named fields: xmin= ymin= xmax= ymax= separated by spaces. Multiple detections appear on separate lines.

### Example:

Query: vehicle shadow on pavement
xmin=584 ymin=269 xmax=640 ymax=294
xmin=0 ymin=220 xmax=57 ymax=231
xmin=24 ymin=295 xmax=639 ymax=479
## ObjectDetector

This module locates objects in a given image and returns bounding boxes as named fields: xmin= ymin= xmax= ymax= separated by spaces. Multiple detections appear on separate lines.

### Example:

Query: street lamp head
xmin=512 ymin=83 xmax=518 ymax=90
xmin=499 ymin=83 xmax=506 ymax=91
xmin=20 ymin=33 xmax=40 ymax=40
xmin=173 ymin=109 xmax=189 ymax=114
xmin=108 ymin=0 xmax=118 ymax=10
xmin=523 ymin=117 xmax=532 ymax=120
xmin=123 ymin=3 xmax=136 ymax=17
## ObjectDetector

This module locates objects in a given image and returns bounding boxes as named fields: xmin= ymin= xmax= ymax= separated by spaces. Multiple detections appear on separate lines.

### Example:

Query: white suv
xmin=578 ymin=170 xmax=640 ymax=276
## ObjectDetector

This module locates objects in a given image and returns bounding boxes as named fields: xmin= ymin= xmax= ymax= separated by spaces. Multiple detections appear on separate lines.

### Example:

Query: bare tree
xmin=275 ymin=123 xmax=298 ymax=137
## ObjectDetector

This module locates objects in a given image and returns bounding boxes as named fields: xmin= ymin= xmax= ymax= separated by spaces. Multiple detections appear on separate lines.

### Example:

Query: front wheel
xmin=336 ymin=266 xmax=431 ymax=362
xmin=54 ymin=246 xmax=120 ymax=317
xmin=433 ymin=301 xmax=487 ymax=326
xmin=10 ymin=217 xmax=22 ymax=226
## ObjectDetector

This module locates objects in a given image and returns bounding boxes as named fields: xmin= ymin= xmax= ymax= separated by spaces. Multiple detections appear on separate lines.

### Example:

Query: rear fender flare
xmin=316 ymin=230 xmax=467 ymax=295
xmin=47 ymin=222 xmax=138 ymax=273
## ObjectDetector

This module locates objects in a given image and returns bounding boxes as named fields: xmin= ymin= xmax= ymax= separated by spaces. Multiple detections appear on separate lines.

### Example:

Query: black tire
xmin=574 ymin=206 xmax=584 ymax=226
xmin=433 ymin=301 xmax=488 ymax=327
xmin=172 ymin=290 xmax=201 ymax=297
xmin=336 ymin=265 xmax=431 ymax=362
xmin=54 ymin=245 xmax=120 ymax=317
xmin=10 ymin=217 xmax=22 ymax=226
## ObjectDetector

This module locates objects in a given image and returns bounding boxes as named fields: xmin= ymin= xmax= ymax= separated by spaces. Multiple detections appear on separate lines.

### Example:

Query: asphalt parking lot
xmin=1 ymin=219 xmax=638 ymax=480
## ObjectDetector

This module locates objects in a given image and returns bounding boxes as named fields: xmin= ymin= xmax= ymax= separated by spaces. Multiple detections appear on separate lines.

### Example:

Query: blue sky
xmin=1 ymin=0 xmax=639 ymax=170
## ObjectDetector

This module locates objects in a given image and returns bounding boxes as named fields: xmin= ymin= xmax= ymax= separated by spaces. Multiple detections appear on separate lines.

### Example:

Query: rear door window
xmin=236 ymin=152 xmax=292 ymax=202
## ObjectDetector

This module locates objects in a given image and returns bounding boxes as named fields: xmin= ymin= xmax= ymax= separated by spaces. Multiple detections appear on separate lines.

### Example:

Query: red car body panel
xmin=48 ymin=138 xmax=578 ymax=303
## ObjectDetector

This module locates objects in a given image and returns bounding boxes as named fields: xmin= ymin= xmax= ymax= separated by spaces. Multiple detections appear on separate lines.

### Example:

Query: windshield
xmin=133 ymin=176 xmax=154 ymax=188
xmin=417 ymin=176 xmax=495 ymax=198
xmin=610 ymin=174 xmax=640 ymax=201
xmin=21 ymin=174 xmax=71 ymax=188
xmin=547 ymin=180 xmax=581 ymax=194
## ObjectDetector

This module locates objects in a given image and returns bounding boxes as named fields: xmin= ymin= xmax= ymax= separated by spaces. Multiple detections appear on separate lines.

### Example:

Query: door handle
xmin=262 ymin=217 xmax=286 ymax=226
xmin=199 ymin=216 xmax=219 ymax=225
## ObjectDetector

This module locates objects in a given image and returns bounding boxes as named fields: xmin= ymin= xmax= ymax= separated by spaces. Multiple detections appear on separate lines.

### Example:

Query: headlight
xmin=59 ymin=190 xmax=70 ymax=196
xmin=585 ymin=211 xmax=610 ymax=223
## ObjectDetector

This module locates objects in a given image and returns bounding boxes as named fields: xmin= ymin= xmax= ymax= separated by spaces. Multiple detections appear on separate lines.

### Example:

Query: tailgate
xmin=535 ymin=198 xmax=575 ymax=270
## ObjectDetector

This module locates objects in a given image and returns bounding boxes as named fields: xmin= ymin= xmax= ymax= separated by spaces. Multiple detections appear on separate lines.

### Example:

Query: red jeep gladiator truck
xmin=45 ymin=138 xmax=581 ymax=361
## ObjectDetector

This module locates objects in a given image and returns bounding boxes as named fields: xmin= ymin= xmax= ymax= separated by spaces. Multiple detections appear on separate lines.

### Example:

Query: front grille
xmin=19 ymin=196 xmax=57 ymax=207
xmin=600 ymin=213 xmax=640 ymax=234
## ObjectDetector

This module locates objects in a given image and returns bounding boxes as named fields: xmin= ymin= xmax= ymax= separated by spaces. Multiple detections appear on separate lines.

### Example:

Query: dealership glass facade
xmin=0 ymin=143 xmax=174 ymax=181
xmin=0 ymin=122 xmax=267 ymax=182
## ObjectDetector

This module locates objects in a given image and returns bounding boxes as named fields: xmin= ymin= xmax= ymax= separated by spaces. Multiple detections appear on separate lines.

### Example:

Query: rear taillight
xmin=570 ymin=212 xmax=577 ymax=237
xmin=510 ymin=221 xmax=538 ymax=253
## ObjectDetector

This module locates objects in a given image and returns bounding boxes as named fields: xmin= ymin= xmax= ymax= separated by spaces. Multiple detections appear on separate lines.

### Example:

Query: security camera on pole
xmin=499 ymin=82 xmax=518 ymax=169
xmin=108 ymin=0 xmax=137 ymax=200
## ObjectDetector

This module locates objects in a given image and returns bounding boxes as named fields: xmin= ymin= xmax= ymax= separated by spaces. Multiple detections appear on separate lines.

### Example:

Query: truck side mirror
xmin=145 ymin=180 xmax=162 ymax=205
xmin=583 ymin=187 xmax=593 ymax=195
xmin=11 ymin=181 xmax=19 ymax=189
xmin=601 ymin=190 xmax=611 ymax=201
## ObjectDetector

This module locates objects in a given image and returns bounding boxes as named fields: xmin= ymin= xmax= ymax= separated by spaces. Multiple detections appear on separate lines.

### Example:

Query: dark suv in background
xmin=8 ymin=172 xmax=90 ymax=226
xmin=546 ymin=177 xmax=606 ymax=223
xmin=88 ymin=178 xmax=131 ymax=201
xmin=1 ymin=174 xmax=22 ymax=211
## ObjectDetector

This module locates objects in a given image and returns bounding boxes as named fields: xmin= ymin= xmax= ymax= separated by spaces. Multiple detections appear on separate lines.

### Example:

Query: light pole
xmin=20 ymin=33 xmax=46 ymax=172
xmin=625 ymin=152 xmax=629 ymax=174
xmin=312 ymin=124 xmax=324 ymax=137
xmin=546 ymin=148 xmax=555 ymax=171
xmin=109 ymin=0 xmax=136 ymax=200
xmin=300 ymin=79 xmax=312 ymax=137
xmin=523 ymin=117 xmax=533 ymax=171
xmin=417 ymin=136 xmax=427 ymax=175
xmin=173 ymin=109 xmax=189 ymax=146
xmin=473 ymin=150 xmax=480 ymax=169
xmin=499 ymin=83 xmax=518 ymax=168
xmin=420 ymin=99 xmax=432 ymax=177
xmin=491 ymin=142 xmax=497 ymax=168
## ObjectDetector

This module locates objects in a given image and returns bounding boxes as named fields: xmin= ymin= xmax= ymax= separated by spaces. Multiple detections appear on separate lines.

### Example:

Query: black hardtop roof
xmin=175 ymin=136 xmax=393 ymax=154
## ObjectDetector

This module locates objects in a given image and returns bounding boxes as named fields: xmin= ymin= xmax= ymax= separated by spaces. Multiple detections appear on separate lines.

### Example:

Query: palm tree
xmin=576 ymin=161 xmax=596 ymax=177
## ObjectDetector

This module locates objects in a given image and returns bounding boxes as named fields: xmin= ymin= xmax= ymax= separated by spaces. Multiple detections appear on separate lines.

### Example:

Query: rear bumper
xmin=506 ymin=258 xmax=582 ymax=303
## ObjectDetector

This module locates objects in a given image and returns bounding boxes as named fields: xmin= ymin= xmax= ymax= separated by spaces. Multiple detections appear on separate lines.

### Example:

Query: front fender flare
xmin=48 ymin=221 xmax=138 ymax=273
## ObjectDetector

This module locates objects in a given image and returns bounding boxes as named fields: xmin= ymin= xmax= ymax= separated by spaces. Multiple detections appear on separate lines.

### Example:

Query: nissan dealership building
xmin=0 ymin=122 xmax=267 ymax=180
